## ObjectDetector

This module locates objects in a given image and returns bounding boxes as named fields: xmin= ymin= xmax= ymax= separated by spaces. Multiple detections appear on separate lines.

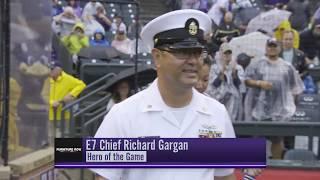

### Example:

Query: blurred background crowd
xmin=1 ymin=0 xmax=320 ymax=179
xmin=49 ymin=0 xmax=320 ymax=159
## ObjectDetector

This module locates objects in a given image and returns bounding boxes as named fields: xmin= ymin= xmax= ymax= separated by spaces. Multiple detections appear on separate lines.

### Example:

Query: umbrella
xmin=245 ymin=8 xmax=291 ymax=36
xmin=78 ymin=46 xmax=121 ymax=60
xmin=229 ymin=32 xmax=269 ymax=62
xmin=105 ymin=64 xmax=157 ymax=92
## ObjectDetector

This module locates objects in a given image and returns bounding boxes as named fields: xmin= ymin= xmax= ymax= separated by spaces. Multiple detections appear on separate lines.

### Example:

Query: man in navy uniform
xmin=92 ymin=9 xmax=236 ymax=180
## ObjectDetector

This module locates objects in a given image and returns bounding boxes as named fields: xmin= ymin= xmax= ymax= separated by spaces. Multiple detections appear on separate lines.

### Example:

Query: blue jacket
xmin=90 ymin=30 xmax=110 ymax=47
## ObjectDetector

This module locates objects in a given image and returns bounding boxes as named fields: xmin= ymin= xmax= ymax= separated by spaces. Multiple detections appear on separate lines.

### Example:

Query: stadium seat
xmin=138 ymin=52 xmax=152 ymax=59
xmin=284 ymin=149 xmax=317 ymax=161
xmin=296 ymin=94 xmax=320 ymax=109
xmin=290 ymin=107 xmax=320 ymax=122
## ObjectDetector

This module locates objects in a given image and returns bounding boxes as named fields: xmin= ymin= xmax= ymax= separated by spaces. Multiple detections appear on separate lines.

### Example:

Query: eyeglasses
xmin=158 ymin=48 xmax=204 ymax=60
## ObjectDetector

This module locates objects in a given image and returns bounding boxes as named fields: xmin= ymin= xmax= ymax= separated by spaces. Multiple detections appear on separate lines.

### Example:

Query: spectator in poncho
xmin=206 ymin=42 xmax=244 ymax=121
xmin=244 ymin=38 xmax=304 ymax=122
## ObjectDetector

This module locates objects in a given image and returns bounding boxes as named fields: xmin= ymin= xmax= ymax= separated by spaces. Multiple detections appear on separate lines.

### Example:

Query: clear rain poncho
xmin=244 ymin=56 xmax=304 ymax=121
xmin=206 ymin=53 xmax=245 ymax=121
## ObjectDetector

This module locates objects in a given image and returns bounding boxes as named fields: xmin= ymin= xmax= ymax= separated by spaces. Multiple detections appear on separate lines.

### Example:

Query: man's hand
xmin=63 ymin=94 xmax=75 ymax=103
xmin=52 ymin=101 xmax=60 ymax=108
xmin=98 ymin=13 xmax=105 ymax=19
xmin=244 ymin=168 xmax=262 ymax=177
xmin=258 ymin=81 xmax=272 ymax=90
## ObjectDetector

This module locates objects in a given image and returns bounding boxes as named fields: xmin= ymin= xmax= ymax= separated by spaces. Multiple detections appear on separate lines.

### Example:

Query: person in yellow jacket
xmin=274 ymin=20 xmax=300 ymax=49
xmin=61 ymin=22 xmax=89 ymax=55
xmin=49 ymin=61 xmax=86 ymax=144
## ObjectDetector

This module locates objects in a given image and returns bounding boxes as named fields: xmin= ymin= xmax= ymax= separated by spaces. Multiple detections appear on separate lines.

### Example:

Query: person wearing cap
xmin=49 ymin=61 xmax=86 ymax=144
xmin=244 ymin=38 xmax=304 ymax=159
xmin=195 ymin=51 xmax=262 ymax=180
xmin=206 ymin=42 xmax=244 ymax=121
xmin=92 ymin=9 xmax=236 ymax=180
xmin=299 ymin=18 xmax=320 ymax=61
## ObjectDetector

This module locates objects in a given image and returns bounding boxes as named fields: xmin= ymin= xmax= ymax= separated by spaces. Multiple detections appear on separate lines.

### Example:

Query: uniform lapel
xmin=141 ymin=79 xmax=180 ymax=129
xmin=179 ymin=89 xmax=212 ymax=136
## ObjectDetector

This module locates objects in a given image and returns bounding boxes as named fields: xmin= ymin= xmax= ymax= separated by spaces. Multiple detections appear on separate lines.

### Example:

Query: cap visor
xmin=168 ymin=41 xmax=204 ymax=49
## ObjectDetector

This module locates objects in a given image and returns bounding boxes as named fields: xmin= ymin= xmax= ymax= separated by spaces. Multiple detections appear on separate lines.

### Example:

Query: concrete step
xmin=0 ymin=166 xmax=10 ymax=180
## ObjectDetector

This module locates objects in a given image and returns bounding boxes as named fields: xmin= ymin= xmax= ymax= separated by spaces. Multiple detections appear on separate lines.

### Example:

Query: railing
xmin=53 ymin=72 xmax=116 ymax=138
xmin=82 ymin=107 xmax=109 ymax=137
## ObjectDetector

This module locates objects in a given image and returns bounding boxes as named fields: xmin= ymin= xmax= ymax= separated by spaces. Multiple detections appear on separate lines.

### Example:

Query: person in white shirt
xmin=92 ymin=9 xmax=236 ymax=180
xmin=207 ymin=0 xmax=235 ymax=26
xmin=82 ymin=0 xmax=104 ymax=19
xmin=52 ymin=6 xmax=80 ymax=37
xmin=111 ymin=26 xmax=132 ymax=54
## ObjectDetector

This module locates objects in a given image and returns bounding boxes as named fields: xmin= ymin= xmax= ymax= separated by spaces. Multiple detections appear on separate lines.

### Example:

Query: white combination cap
xmin=140 ymin=9 xmax=212 ymax=50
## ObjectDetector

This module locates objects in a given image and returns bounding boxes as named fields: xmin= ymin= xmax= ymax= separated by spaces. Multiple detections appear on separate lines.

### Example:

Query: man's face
xmin=224 ymin=12 xmax=233 ymax=24
xmin=50 ymin=67 xmax=61 ymax=80
xmin=266 ymin=43 xmax=280 ymax=58
xmin=195 ymin=64 xmax=210 ymax=93
xmin=282 ymin=32 xmax=294 ymax=50
xmin=222 ymin=51 xmax=232 ymax=64
xmin=91 ymin=0 xmax=96 ymax=5
xmin=153 ymin=47 xmax=204 ymax=88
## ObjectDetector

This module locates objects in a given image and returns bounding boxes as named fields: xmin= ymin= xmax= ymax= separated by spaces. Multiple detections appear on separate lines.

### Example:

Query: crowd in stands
xmin=52 ymin=0 xmax=143 ymax=58
xmin=159 ymin=0 xmax=320 ymax=119
xmin=167 ymin=0 xmax=320 ymax=159
xmin=51 ymin=0 xmax=320 ymax=159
